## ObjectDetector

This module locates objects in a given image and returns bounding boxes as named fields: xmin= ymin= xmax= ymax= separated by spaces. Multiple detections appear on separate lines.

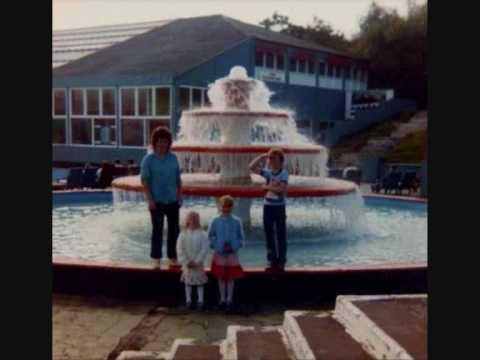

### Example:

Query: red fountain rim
xmin=171 ymin=144 xmax=323 ymax=154
xmin=112 ymin=182 xmax=356 ymax=198
xmin=184 ymin=111 xmax=289 ymax=118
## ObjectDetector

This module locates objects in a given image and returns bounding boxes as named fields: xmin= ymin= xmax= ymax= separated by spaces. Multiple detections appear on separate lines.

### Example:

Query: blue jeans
xmin=263 ymin=205 xmax=287 ymax=266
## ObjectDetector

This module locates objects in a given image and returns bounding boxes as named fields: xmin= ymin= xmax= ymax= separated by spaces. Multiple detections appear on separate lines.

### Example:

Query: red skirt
xmin=210 ymin=253 xmax=244 ymax=281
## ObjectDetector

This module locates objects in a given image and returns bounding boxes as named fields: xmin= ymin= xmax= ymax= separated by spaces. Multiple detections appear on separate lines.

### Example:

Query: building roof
xmin=53 ymin=15 xmax=358 ymax=80
xmin=53 ymin=20 xmax=172 ymax=68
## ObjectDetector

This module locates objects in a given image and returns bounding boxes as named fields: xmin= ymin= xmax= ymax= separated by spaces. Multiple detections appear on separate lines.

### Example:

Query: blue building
xmin=52 ymin=15 xmax=415 ymax=165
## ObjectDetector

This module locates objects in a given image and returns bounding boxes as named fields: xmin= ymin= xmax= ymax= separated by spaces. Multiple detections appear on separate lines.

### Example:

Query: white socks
xmin=185 ymin=285 xmax=204 ymax=304
xmin=218 ymin=280 xmax=235 ymax=304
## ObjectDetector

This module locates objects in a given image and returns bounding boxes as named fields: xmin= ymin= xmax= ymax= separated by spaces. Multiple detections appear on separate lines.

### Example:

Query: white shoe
xmin=152 ymin=259 xmax=161 ymax=269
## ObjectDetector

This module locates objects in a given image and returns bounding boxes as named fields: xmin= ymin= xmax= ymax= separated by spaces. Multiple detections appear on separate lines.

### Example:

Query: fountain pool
xmin=52 ymin=191 xmax=427 ymax=268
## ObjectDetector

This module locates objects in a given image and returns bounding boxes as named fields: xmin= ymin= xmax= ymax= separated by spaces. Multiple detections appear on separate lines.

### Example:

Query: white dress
xmin=176 ymin=229 xmax=210 ymax=285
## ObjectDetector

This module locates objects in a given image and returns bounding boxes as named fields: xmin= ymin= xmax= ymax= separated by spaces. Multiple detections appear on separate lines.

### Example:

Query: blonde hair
xmin=184 ymin=211 xmax=201 ymax=229
xmin=219 ymin=195 xmax=234 ymax=208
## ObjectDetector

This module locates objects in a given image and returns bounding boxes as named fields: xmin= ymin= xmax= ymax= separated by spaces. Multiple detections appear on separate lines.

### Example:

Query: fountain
xmin=112 ymin=66 xmax=361 ymax=227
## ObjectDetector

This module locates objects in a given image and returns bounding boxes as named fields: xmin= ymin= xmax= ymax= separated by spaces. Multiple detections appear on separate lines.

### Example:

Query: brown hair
xmin=150 ymin=126 xmax=173 ymax=149
xmin=219 ymin=195 xmax=234 ymax=208
xmin=184 ymin=211 xmax=201 ymax=230
xmin=268 ymin=147 xmax=285 ymax=164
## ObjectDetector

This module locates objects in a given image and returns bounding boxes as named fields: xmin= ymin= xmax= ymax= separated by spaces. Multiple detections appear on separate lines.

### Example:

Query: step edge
xmin=334 ymin=296 xmax=414 ymax=360
xmin=224 ymin=325 xmax=255 ymax=360
xmin=283 ymin=311 xmax=316 ymax=360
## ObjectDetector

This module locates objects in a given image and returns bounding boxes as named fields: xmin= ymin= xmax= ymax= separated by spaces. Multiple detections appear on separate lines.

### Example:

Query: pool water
xmin=52 ymin=192 xmax=427 ymax=267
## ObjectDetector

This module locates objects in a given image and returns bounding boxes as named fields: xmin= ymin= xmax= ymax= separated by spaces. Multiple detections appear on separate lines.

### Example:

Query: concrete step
xmin=334 ymin=294 xmax=427 ymax=360
xmin=284 ymin=311 xmax=373 ymax=360
xmin=172 ymin=344 xmax=222 ymax=360
xmin=224 ymin=325 xmax=294 ymax=360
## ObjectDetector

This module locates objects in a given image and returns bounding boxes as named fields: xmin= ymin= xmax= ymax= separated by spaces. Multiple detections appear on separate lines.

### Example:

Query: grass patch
xmin=385 ymin=129 xmax=427 ymax=163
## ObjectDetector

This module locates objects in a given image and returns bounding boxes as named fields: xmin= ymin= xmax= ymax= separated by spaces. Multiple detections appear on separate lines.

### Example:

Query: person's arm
xmin=208 ymin=220 xmax=217 ymax=250
xmin=249 ymin=153 xmax=268 ymax=175
xmin=175 ymin=156 xmax=183 ymax=205
xmin=176 ymin=232 xmax=188 ymax=266
xmin=140 ymin=156 xmax=156 ymax=210
xmin=194 ymin=231 xmax=210 ymax=266
xmin=233 ymin=219 xmax=245 ymax=251
xmin=262 ymin=170 xmax=288 ymax=194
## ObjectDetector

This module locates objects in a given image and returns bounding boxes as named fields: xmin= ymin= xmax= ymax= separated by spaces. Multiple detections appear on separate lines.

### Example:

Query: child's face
xmin=221 ymin=202 xmax=233 ymax=215
xmin=268 ymin=153 xmax=282 ymax=170
xmin=186 ymin=213 xmax=200 ymax=230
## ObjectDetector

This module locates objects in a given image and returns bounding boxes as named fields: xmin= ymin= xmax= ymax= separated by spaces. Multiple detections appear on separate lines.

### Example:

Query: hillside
xmin=330 ymin=111 xmax=427 ymax=166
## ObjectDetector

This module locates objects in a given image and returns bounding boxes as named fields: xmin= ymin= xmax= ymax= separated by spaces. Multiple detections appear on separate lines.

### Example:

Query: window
xmin=120 ymin=86 xmax=171 ymax=147
xmin=52 ymin=118 xmax=66 ymax=144
xmin=70 ymin=87 xmax=117 ymax=146
xmin=180 ymin=88 xmax=190 ymax=111
xmin=155 ymin=88 xmax=170 ymax=116
xmin=192 ymin=88 xmax=202 ymax=108
xmin=71 ymin=118 xmax=92 ymax=145
xmin=86 ymin=89 xmax=100 ymax=115
xmin=71 ymin=89 xmax=84 ymax=115
xmin=298 ymin=59 xmax=306 ymax=73
xmin=327 ymin=64 xmax=334 ymax=77
xmin=255 ymin=51 xmax=264 ymax=67
xmin=345 ymin=66 xmax=351 ymax=79
xmin=138 ymin=88 xmax=154 ymax=116
xmin=122 ymin=119 xmax=144 ymax=146
xmin=308 ymin=60 xmax=315 ymax=74
xmin=265 ymin=52 xmax=274 ymax=69
xmin=318 ymin=62 xmax=326 ymax=76
xmin=102 ymin=89 xmax=116 ymax=115
xmin=289 ymin=57 xmax=297 ymax=72
xmin=94 ymin=118 xmax=116 ymax=145
xmin=319 ymin=122 xmax=329 ymax=130
xmin=277 ymin=55 xmax=284 ymax=70
xmin=335 ymin=67 xmax=343 ymax=78
xmin=53 ymin=89 xmax=66 ymax=116
xmin=203 ymin=89 xmax=211 ymax=106
xmin=121 ymin=88 xmax=135 ymax=116
xmin=53 ymin=88 xmax=67 ymax=144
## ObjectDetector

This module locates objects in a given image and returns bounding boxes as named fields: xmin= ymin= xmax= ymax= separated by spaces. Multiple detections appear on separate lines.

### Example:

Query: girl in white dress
xmin=176 ymin=211 xmax=210 ymax=310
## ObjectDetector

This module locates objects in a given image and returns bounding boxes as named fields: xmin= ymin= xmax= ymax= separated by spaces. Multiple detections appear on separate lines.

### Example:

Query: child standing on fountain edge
xmin=208 ymin=195 xmax=245 ymax=313
xmin=176 ymin=211 xmax=210 ymax=311
xmin=249 ymin=148 xmax=289 ymax=272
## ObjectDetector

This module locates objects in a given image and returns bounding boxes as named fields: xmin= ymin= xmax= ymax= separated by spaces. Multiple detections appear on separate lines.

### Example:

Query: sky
xmin=52 ymin=0 xmax=426 ymax=39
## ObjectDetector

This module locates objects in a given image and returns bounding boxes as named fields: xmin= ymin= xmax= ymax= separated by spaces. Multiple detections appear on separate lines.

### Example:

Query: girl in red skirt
xmin=208 ymin=195 xmax=245 ymax=312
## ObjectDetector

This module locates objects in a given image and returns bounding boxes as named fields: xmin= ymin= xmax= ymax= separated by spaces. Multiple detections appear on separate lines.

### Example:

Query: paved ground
xmin=53 ymin=294 xmax=329 ymax=360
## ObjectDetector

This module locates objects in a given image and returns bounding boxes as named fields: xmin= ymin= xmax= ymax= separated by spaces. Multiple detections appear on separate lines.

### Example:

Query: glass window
xmin=94 ymin=118 xmax=116 ymax=145
xmin=276 ymin=55 xmax=284 ymax=70
xmin=87 ymin=89 xmax=99 ymax=115
xmin=318 ymin=62 xmax=326 ymax=76
xmin=180 ymin=88 xmax=190 ymax=111
xmin=71 ymin=89 xmax=84 ymax=115
xmin=155 ymin=88 xmax=170 ymax=116
xmin=308 ymin=60 xmax=315 ymax=74
xmin=298 ymin=59 xmax=306 ymax=73
xmin=121 ymin=88 xmax=135 ymax=116
xmin=102 ymin=89 xmax=115 ymax=115
xmin=335 ymin=67 xmax=343 ymax=78
xmin=147 ymin=119 xmax=170 ymax=142
xmin=52 ymin=118 xmax=66 ymax=144
xmin=289 ymin=57 xmax=297 ymax=72
xmin=255 ymin=51 xmax=264 ymax=67
xmin=345 ymin=66 xmax=351 ymax=79
xmin=71 ymin=118 xmax=92 ymax=145
xmin=357 ymin=69 xmax=363 ymax=81
xmin=122 ymin=119 xmax=144 ymax=146
xmin=192 ymin=88 xmax=202 ymax=108
xmin=203 ymin=89 xmax=211 ymax=106
xmin=53 ymin=90 xmax=66 ymax=116
xmin=265 ymin=53 xmax=274 ymax=69
xmin=327 ymin=64 xmax=334 ymax=77
xmin=138 ymin=88 xmax=153 ymax=116
xmin=319 ymin=122 xmax=329 ymax=130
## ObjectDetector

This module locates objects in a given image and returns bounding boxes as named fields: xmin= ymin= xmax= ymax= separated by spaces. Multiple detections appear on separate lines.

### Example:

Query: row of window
xmin=52 ymin=86 xmax=209 ymax=146
xmin=255 ymin=51 xmax=367 ymax=81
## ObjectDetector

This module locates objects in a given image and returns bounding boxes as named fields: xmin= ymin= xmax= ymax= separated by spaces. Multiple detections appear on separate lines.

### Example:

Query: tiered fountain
xmin=112 ymin=66 xmax=360 ymax=227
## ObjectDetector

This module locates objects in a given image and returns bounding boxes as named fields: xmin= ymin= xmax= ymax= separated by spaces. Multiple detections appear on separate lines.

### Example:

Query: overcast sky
xmin=53 ymin=0 xmax=426 ymax=39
